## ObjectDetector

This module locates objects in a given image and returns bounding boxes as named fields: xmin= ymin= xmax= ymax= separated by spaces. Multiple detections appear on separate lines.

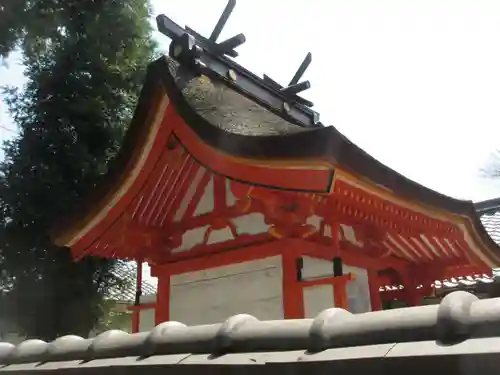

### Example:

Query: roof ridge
xmin=0 ymin=291 xmax=498 ymax=366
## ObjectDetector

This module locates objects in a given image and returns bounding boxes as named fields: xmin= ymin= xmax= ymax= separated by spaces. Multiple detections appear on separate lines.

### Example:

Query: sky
xmin=2 ymin=0 xmax=500 ymax=203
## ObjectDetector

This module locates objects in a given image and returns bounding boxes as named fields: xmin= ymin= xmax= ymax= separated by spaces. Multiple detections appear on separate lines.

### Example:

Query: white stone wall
xmin=303 ymin=284 xmax=335 ymax=318
xmin=301 ymin=256 xmax=335 ymax=317
xmin=172 ymin=213 xmax=270 ymax=253
xmin=169 ymin=256 xmax=283 ymax=325
xmin=138 ymin=294 xmax=157 ymax=332
xmin=344 ymin=265 xmax=371 ymax=313
xmin=301 ymin=256 xmax=372 ymax=315
xmin=139 ymin=308 xmax=155 ymax=332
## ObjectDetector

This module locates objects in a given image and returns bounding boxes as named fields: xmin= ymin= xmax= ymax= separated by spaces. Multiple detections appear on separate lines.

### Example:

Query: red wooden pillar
xmin=155 ymin=270 xmax=171 ymax=325
xmin=333 ymin=281 xmax=349 ymax=309
xmin=368 ymin=270 xmax=382 ymax=311
xmin=282 ymin=251 xmax=304 ymax=319
xmin=299 ymin=274 xmax=353 ymax=310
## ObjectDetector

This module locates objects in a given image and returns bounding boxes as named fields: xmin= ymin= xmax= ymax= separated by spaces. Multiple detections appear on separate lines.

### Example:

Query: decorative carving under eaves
xmin=230 ymin=181 xmax=324 ymax=238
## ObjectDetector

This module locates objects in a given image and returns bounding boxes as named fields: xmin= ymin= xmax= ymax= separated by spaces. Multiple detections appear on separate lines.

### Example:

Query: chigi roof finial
xmin=156 ymin=0 xmax=321 ymax=127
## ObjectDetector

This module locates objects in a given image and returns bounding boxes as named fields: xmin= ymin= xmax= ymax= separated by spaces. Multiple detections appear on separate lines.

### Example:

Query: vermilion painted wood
xmin=155 ymin=276 xmax=170 ymax=325
xmin=69 ymin=101 xmax=484 ymax=274
xmin=70 ymin=106 xmax=177 ymax=255
xmin=181 ymin=169 xmax=212 ymax=221
xmin=281 ymin=251 xmax=305 ymax=319
xmin=62 ymin=102 xmax=496 ymax=321
xmin=161 ymin=159 xmax=202 ymax=224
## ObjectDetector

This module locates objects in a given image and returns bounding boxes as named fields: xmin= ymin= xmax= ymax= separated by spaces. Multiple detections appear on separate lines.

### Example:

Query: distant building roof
xmin=477 ymin=197 xmax=500 ymax=246
xmin=108 ymin=261 xmax=157 ymax=302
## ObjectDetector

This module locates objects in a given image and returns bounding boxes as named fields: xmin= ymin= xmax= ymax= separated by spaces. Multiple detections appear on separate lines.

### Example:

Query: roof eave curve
xmin=50 ymin=62 xmax=168 ymax=247
xmin=50 ymin=56 xmax=500 ymax=265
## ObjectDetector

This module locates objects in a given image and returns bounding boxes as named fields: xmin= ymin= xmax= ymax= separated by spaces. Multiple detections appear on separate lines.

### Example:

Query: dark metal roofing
xmin=0 ymin=291 xmax=499 ymax=373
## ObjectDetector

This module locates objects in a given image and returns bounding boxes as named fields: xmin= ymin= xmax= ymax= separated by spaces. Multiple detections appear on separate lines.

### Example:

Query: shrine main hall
xmin=50 ymin=3 xmax=500 ymax=332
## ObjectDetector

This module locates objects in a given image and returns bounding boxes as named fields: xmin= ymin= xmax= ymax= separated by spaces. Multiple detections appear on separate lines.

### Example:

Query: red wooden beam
xmin=172 ymin=113 xmax=334 ymax=192
xmin=152 ymin=234 xmax=279 ymax=274
xmin=308 ymin=238 xmax=411 ymax=271
xmin=160 ymin=160 xmax=202 ymax=225
xmin=150 ymin=154 xmax=193 ymax=225
xmin=155 ymin=276 xmax=170 ymax=325
xmin=331 ymin=179 xmax=460 ymax=238
xmin=182 ymin=170 xmax=212 ymax=220
xmin=142 ymin=147 xmax=191 ymax=226
xmin=281 ymin=252 xmax=305 ymax=319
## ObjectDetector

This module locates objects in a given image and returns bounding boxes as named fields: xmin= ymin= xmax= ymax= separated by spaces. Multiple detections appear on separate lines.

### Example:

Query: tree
xmin=0 ymin=0 xmax=156 ymax=340
xmin=482 ymin=151 xmax=500 ymax=179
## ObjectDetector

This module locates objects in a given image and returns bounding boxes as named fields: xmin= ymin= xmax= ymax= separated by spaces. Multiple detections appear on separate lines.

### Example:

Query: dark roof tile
xmin=0 ymin=291 xmax=499 ymax=370
xmin=480 ymin=211 xmax=500 ymax=247
xmin=108 ymin=261 xmax=157 ymax=301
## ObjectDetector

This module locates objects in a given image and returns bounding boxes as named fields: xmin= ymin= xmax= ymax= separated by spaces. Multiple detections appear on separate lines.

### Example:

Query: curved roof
xmin=50 ymin=56 xmax=500 ymax=267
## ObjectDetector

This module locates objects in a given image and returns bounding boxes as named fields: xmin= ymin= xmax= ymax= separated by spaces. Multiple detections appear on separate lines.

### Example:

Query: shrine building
xmin=50 ymin=1 xmax=500 ymax=333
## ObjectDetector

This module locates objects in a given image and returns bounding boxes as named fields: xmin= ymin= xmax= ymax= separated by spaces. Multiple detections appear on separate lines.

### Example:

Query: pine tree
xmin=0 ymin=0 xmax=156 ymax=340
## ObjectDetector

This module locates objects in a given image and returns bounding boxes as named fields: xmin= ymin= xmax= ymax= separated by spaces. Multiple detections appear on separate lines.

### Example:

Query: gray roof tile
xmin=108 ymin=261 xmax=157 ymax=301
xmin=0 ymin=291 xmax=499 ymax=370
xmin=480 ymin=211 xmax=500 ymax=246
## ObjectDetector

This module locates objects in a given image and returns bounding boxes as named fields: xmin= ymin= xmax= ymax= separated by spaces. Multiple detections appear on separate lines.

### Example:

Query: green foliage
xmin=94 ymin=300 xmax=133 ymax=334
xmin=0 ymin=0 xmax=156 ymax=340
xmin=482 ymin=150 xmax=500 ymax=178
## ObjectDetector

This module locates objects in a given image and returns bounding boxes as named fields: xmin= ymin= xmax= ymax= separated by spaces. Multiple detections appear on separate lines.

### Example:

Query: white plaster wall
xmin=304 ymin=216 xmax=362 ymax=247
xmin=301 ymin=256 xmax=335 ymax=316
xmin=303 ymin=284 xmax=334 ymax=318
xmin=139 ymin=308 xmax=156 ymax=332
xmin=301 ymin=256 xmax=334 ymax=280
xmin=344 ymin=265 xmax=372 ymax=313
xmin=173 ymin=166 xmax=208 ymax=222
xmin=341 ymin=225 xmax=364 ymax=247
xmin=301 ymin=256 xmax=372 ymax=314
xmin=172 ymin=213 xmax=270 ymax=253
xmin=225 ymin=178 xmax=237 ymax=206
xmin=232 ymin=213 xmax=270 ymax=235
xmin=170 ymin=256 xmax=283 ymax=325
xmin=140 ymin=294 xmax=157 ymax=304
xmin=194 ymin=176 xmax=214 ymax=216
